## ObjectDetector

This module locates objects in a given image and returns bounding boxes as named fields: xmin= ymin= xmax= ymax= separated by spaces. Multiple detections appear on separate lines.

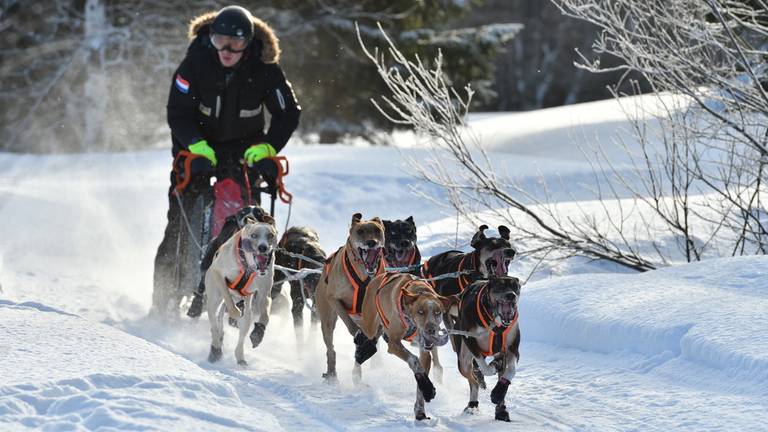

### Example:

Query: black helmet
xmin=211 ymin=6 xmax=254 ymax=40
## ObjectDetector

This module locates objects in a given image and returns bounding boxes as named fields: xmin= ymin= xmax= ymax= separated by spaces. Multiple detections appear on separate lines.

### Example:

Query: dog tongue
xmin=364 ymin=248 xmax=380 ymax=270
xmin=499 ymin=302 xmax=514 ymax=322
xmin=493 ymin=250 xmax=508 ymax=276
xmin=256 ymin=254 xmax=268 ymax=270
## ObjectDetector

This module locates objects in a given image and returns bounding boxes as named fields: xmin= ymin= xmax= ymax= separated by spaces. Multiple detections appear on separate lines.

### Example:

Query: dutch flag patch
xmin=175 ymin=74 xmax=190 ymax=94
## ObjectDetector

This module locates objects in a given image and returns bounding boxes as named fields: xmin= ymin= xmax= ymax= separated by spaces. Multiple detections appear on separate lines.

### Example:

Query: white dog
xmin=205 ymin=215 xmax=277 ymax=365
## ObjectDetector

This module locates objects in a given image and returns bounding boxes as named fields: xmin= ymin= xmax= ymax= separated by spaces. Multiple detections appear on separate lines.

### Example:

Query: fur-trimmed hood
xmin=187 ymin=11 xmax=280 ymax=64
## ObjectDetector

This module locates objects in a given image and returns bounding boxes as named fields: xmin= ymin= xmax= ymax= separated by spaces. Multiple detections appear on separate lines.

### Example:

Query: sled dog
xmin=357 ymin=272 xmax=451 ymax=420
xmin=205 ymin=215 xmax=277 ymax=365
xmin=455 ymin=276 xmax=521 ymax=422
xmin=315 ymin=212 xmax=385 ymax=382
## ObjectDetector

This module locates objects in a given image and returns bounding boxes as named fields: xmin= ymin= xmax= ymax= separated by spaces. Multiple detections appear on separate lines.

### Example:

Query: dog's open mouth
xmin=358 ymin=247 xmax=382 ymax=275
xmin=494 ymin=300 xmax=517 ymax=326
xmin=486 ymin=249 xmax=511 ymax=277
xmin=245 ymin=252 xmax=272 ymax=275
xmin=389 ymin=246 xmax=416 ymax=268
xmin=419 ymin=328 xmax=450 ymax=350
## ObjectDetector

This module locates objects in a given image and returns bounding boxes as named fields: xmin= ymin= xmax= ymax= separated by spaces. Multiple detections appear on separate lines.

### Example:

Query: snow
xmin=0 ymin=94 xmax=766 ymax=430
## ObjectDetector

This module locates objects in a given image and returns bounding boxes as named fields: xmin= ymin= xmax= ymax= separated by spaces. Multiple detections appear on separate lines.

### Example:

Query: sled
xmin=164 ymin=151 xmax=292 ymax=316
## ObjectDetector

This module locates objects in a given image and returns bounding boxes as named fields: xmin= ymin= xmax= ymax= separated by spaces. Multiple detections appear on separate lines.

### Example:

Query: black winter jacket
xmin=167 ymin=12 xmax=300 ymax=157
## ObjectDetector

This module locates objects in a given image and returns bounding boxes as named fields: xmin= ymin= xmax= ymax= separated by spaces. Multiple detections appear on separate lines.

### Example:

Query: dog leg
xmin=235 ymin=295 xmax=253 ymax=365
xmin=413 ymin=347 xmax=433 ymax=420
xmin=457 ymin=342 xmax=480 ymax=414
xmin=318 ymin=299 xmax=339 ymax=382
xmin=250 ymin=289 xmax=271 ymax=348
xmin=329 ymin=299 xmax=360 ymax=337
xmin=205 ymin=278 xmax=226 ymax=363
xmin=386 ymin=337 xmax=435 ymax=404
xmin=430 ymin=347 xmax=443 ymax=384
xmin=491 ymin=353 xmax=516 ymax=422
xmin=289 ymin=280 xmax=304 ymax=329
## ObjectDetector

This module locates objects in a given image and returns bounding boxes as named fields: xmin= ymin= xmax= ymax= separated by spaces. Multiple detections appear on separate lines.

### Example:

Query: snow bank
xmin=521 ymin=256 xmax=768 ymax=389
xmin=0 ymin=300 xmax=281 ymax=431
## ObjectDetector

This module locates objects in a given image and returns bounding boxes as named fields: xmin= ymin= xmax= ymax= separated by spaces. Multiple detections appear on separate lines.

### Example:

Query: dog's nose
xmin=258 ymin=244 xmax=268 ymax=253
xmin=425 ymin=324 xmax=437 ymax=336
xmin=398 ymin=239 xmax=411 ymax=248
xmin=365 ymin=239 xmax=378 ymax=248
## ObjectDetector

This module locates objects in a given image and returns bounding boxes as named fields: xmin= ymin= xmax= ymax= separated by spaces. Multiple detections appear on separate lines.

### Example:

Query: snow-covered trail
xmin=1 ymin=101 xmax=766 ymax=430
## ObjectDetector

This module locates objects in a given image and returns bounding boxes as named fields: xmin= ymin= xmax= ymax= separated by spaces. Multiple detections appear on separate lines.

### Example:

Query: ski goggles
xmin=210 ymin=32 xmax=249 ymax=53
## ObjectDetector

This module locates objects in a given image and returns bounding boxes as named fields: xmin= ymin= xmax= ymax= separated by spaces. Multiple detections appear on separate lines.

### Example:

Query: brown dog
xmin=358 ymin=272 xmax=451 ymax=420
xmin=315 ymin=212 xmax=385 ymax=382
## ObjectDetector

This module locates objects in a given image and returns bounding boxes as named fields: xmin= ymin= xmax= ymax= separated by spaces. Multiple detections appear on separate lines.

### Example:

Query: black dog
xmin=421 ymin=224 xmax=515 ymax=388
xmin=383 ymin=216 xmax=421 ymax=273
xmin=421 ymin=224 xmax=515 ymax=298
xmin=271 ymin=227 xmax=326 ymax=328
xmin=455 ymin=276 xmax=521 ymax=422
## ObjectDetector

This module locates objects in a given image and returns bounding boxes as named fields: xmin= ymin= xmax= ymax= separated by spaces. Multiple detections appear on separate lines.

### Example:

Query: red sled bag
xmin=212 ymin=178 xmax=244 ymax=237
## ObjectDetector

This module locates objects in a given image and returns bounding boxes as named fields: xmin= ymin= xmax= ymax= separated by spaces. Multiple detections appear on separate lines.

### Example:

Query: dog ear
xmin=371 ymin=216 xmax=382 ymax=224
xmin=262 ymin=214 xmax=276 ymax=226
xmin=383 ymin=219 xmax=392 ymax=230
xmin=498 ymin=225 xmax=511 ymax=240
xmin=470 ymin=224 xmax=489 ymax=248
xmin=402 ymin=289 xmax=419 ymax=306
xmin=438 ymin=295 xmax=456 ymax=311
xmin=351 ymin=213 xmax=363 ymax=226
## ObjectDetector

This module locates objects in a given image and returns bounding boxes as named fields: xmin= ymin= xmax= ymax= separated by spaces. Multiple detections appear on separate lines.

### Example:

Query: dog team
xmin=194 ymin=205 xmax=521 ymax=422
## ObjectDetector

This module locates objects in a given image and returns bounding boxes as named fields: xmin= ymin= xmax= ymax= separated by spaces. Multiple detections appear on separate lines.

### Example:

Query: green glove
xmin=244 ymin=142 xmax=276 ymax=166
xmin=188 ymin=140 xmax=217 ymax=166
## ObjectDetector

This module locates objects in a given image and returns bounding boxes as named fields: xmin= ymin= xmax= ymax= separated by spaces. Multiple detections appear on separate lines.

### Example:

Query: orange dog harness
xmin=474 ymin=285 xmax=519 ymax=357
xmin=225 ymin=234 xmax=257 ymax=296
xmin=324 ymin=246 xmax=385 ymax=315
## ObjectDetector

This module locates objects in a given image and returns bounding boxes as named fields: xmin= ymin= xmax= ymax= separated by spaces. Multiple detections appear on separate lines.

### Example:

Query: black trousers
xmin=151 ymin=157 xmax=278 ymax=312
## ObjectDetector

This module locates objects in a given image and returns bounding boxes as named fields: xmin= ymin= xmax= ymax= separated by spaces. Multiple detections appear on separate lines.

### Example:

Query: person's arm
xmin=262 ymin=64 xmax=301 ymax=153
xmin=167 ymin=56 xmax=204 ymax=149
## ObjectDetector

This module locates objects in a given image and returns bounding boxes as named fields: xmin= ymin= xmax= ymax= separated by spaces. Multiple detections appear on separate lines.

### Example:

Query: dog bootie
xmin=187 ymin=293 xmax=204 ymax=318
xmin=354 ymin=334 xmax=378 ymax=365
xmin=414 ymin=372 xmax=436 ymax=402
xmin=250 ymin=322 xmax=266 ymax=348
xmin=491 ymin=377 xmax=510 ymax=405
xmin=495 ymin=404 xmax=511 ymax=422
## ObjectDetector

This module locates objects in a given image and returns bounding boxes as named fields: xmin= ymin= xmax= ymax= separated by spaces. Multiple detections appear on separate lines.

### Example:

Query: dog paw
xmin=490 ymin=377 xmax=510 ymax=405
xmin=322 ymin=372 xmax=338 ymax=384
xmin=494 ymin=404 xmax=511 ymax=422
xmin=415 ymin=412 xmax=430 ymax=421
xmin=250 ymin=323 xmax=265 ymax=348
xmin=463 ymin=400 xmax=479 ymax=415
xmin=208 ymin=345 xmax=223 ymax=363
xmin=415 ymin=373 xmax=436 ymax=402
